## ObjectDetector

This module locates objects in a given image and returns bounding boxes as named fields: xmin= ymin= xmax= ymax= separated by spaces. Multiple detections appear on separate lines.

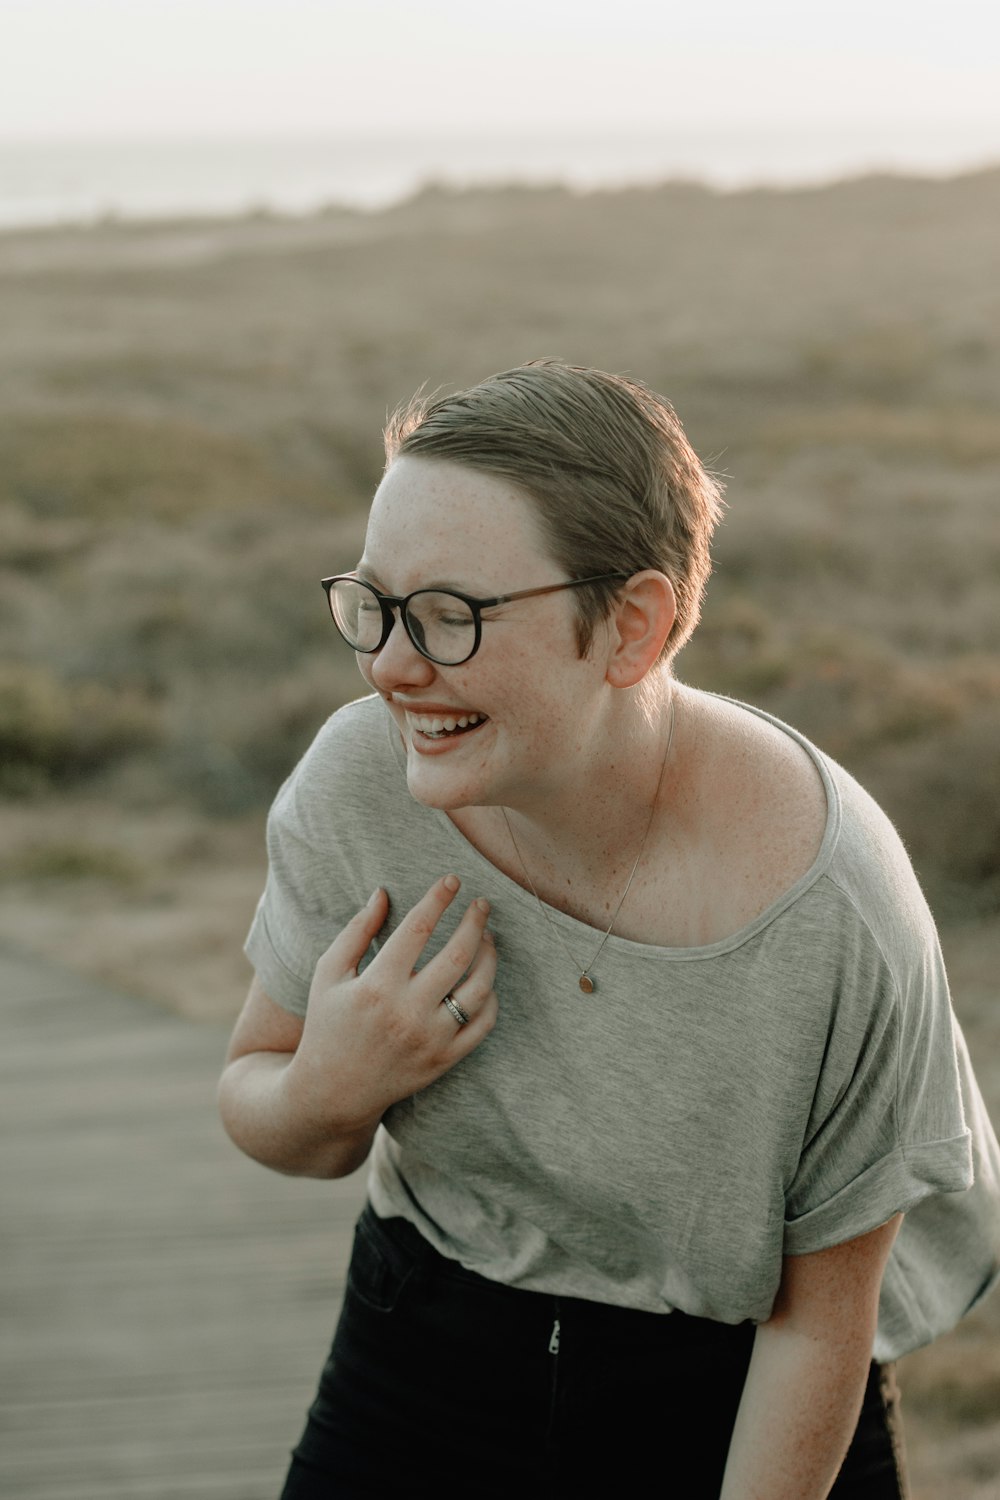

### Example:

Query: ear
xmin=603 ymin=571 xmax=676 ymax=688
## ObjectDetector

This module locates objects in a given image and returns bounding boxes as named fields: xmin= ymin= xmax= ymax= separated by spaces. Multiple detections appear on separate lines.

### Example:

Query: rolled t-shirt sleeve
xmin=784 ymin=907 xmax=973 ymax=1255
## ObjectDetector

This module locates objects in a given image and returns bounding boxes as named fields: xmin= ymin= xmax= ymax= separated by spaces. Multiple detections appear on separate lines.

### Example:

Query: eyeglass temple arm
xmin=489 ymin=574 xmax=630 ymax=607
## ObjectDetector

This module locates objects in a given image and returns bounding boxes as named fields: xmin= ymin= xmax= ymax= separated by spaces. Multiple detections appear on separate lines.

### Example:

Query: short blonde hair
xmin=384 ymin=360 xmax=724 ymax=661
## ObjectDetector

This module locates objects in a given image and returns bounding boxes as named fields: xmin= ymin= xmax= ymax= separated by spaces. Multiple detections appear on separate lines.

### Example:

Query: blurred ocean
xmin=2 ymin=123 xmax=999 ymax=229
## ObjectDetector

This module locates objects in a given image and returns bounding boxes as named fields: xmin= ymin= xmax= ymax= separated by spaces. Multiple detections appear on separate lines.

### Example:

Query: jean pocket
xmin=346 ymin=1210 xmax=419 ymax=1313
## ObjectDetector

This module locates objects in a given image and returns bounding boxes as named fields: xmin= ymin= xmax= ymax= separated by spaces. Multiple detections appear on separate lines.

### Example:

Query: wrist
xmin=282 ymin=1044 xmax=383 ymax=1145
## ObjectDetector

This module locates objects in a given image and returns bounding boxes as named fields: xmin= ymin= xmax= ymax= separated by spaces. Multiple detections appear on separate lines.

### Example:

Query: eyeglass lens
xmin=327 ymin=579 xmax=478 ymax=665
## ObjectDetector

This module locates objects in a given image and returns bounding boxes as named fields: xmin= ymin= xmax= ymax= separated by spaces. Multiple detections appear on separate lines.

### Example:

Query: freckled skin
xmin=358 ymin=456 xmax=639 ymax=826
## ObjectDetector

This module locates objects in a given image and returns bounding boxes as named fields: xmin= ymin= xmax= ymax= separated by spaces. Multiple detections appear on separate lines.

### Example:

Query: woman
xmin=219 ymin=361 xmax=1000 ymax=1498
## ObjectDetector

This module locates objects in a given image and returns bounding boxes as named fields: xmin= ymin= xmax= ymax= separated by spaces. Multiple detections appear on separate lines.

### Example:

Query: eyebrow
xmin=355 ymin=566 xmax=493 ymax=597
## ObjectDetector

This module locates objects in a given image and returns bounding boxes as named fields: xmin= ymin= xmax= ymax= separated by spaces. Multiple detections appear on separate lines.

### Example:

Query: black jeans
xmin=280 ymin=1204 xmax=909 ymax=1498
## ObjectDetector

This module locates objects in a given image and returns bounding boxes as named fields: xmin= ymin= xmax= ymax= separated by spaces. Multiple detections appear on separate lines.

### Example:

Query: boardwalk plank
xmin=1 ymin=944 xmax=365 ymax=1500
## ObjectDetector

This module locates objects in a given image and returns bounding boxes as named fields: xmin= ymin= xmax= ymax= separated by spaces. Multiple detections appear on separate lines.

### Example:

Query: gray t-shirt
xmin=245 ymin=693 xmax=1000 ymax=1360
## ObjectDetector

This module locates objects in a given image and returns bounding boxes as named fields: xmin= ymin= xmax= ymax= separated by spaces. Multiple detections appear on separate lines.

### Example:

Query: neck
xmin=497 ymin=676 xmax=678 ymax=875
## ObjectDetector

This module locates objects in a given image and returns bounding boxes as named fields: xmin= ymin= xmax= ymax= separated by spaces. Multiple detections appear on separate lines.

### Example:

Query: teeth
xmin=411 ymin=710 xmax=485 ymax=736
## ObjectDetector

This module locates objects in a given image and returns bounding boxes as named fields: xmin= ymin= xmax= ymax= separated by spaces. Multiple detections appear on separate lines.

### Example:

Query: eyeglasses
xmin=321 ymin=573 xmax=629 ymax=666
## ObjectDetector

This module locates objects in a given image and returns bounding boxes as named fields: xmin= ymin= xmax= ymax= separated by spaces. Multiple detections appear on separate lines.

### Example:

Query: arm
xmin=218 ymin=877 xmax=497 ymax=1179
xmin=720 ymin=1213 xmax=902 ymax=1500
xmin=218 ymin=978 xmax=376 ymax=1178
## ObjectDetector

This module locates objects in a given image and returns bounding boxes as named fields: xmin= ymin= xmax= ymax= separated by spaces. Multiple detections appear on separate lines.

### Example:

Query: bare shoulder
xmin=687 ymin=689 xmax=829 ymax=859
xmin=670 ymin=689 xmax=829 ymax=934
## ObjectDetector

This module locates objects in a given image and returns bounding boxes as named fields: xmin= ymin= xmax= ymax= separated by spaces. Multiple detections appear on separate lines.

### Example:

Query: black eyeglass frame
xmin=320 ymin=572 xmax=631 ymax=666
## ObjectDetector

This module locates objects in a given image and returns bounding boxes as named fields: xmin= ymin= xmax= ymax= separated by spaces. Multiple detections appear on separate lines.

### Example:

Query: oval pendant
xmin=579 ymin=974 xmax=596 ymax=994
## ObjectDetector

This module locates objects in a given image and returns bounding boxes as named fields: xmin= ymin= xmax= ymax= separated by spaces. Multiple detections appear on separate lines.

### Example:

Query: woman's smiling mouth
xmin=408 ymin=710 xmax=489 ymax=741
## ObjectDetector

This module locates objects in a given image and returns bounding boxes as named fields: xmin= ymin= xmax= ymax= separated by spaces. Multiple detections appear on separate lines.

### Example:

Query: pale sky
xmin=2 ymin=0 xmax=999 ymax=139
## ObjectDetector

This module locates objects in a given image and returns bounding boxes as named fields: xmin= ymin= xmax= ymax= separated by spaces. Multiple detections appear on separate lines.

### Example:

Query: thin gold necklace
xmin=500 ymin=693 xmax=677 ymax=995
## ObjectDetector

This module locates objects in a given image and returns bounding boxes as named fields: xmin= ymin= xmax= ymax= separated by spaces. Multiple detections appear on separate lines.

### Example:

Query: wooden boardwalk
xmin=1 ymin=944 xmax=366 ymax=1500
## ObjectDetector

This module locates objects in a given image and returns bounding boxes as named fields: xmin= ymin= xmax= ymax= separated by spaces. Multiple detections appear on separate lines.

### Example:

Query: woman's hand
xmin=287 ymin=875 xmax=498 ymax=1141
xmin=219 ymin=875 xmax=497 ymax=1179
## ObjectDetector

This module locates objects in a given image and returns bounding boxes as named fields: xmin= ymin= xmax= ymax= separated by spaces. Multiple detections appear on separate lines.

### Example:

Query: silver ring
xmin=442 ymin=993 xmax=470 ymax=1026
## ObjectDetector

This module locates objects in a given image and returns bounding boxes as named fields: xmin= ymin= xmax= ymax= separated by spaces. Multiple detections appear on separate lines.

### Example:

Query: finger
xmin=381 ymin=874 xmax=465 ymax=974
xmin=313 ymin=887 xmax=388 ymax=984
xmin=417 ymin=896 xmax=492 ymax=1000
xmin=445 ymin=927 xmax=497 ymax=1016
xmin=446 ymin=978 xmax=499 ymax=1058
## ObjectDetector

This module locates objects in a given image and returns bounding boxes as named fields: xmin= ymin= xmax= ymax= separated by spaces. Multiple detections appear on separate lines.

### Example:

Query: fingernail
xmin=368 ymin=888 xmax=381 ymax=907
xmin=482 ymin=928 xmax=494 ymax=944
xmin=443 ymin=874 xmax=460 ymax=893
xmin=475 ymin=897 xmax=490 ymax=914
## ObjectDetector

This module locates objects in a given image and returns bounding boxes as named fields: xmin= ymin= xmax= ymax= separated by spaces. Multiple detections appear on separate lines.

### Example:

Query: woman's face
xmin=355 ymin=456 xmax=612 ymax=813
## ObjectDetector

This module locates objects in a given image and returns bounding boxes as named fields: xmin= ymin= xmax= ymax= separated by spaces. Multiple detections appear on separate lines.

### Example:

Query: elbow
xmin=215 ymin=1057 xmax=297 ymax=1174
xmin=216 ymin=1064 xmax=275 ymax=1167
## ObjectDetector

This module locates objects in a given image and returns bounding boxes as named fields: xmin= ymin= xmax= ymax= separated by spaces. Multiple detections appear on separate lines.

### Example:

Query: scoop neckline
xmin=381 ymin=691 xmax=842 ymax=962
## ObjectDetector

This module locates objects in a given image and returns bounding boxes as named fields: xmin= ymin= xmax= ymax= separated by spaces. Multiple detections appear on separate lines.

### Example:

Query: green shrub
xmin=860 ymin=701 xmax=1000 ymax=916
xmin=3 ymin=839 xmax=142 ymax=885
xmin=0 ymin=413 xmax=336 ymax=522
xmin=0 ymin=663 xmax=163 ymax=788
xmin=754 ymin=403 xmax=1000 ymax=466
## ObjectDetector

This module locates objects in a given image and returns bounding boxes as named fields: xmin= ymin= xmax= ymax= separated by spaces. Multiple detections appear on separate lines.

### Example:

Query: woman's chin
xmin=405 ymin=765 xmax=480 ymax=812
xmin=405 ymin=744 xmax=509 ymax=812
xmin=401 ymin=723 xmax=499 ymax=810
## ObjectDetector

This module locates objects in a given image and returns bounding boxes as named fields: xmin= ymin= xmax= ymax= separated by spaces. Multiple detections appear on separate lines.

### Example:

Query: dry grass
xmin=2 ymin=169 xmax=999 ymax=1494
xmin=3 ymin=173 xmax=999 ymax=875
xmin=0 ymin=794 xmax=268 ymax=1020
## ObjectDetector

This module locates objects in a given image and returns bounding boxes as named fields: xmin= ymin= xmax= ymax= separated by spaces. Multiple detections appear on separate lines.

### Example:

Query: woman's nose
xmin=367 ymin=609 xmax=436 ymax=692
